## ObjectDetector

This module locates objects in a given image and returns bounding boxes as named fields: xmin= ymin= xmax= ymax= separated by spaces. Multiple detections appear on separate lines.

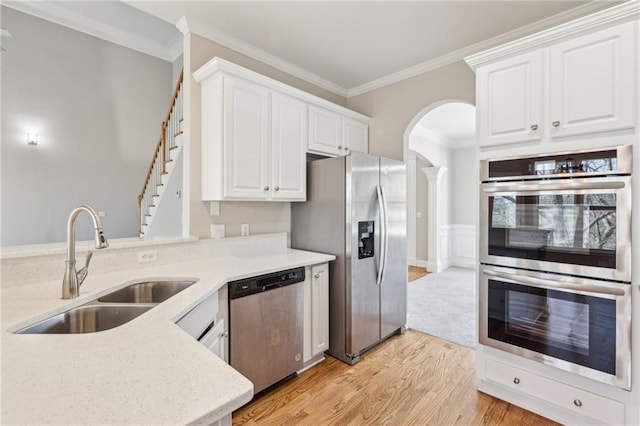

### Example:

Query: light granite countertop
xmin=1 ymin=249 xmax=334 ymax=425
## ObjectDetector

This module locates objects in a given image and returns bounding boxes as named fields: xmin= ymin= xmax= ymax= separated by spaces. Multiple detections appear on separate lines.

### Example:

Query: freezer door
xmin=346 ymin=153 xmax=381 ymax=356
xmin=379 ymin=157 xmax=407 ymax=338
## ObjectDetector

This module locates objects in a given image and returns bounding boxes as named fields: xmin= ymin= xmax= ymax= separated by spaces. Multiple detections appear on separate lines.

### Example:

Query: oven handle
xmin=482 ymin=268 xmax=626 ymax=296
xmin=482 ymin=180 xmax=625 ymax=193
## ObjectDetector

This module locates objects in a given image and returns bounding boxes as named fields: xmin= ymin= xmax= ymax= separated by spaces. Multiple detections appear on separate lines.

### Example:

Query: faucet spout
xmin=62 ymin=205 xmax=109 ymax=299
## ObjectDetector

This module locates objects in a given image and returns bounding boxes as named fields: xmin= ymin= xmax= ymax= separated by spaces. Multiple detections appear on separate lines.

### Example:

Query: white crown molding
xmin=179 ymin=15 xmax=348 ymax=98
xmin=3 ymin=1 xmax=181 ymax=63
xmin=348 ymin=1 xmax=625 ymax=97
xmin=464 ymin=0 xmax=640 ymax=70
xmin=194 ymin=57 xmax=370 ymax=122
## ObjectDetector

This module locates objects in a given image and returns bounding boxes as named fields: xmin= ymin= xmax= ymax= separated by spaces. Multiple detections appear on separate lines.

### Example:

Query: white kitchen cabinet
xmin=309 ymin=106 xmax=369 ymax=157
xmin=199 ymin=75 xmax=306 ymax=202
xmin=473 ymin=20 xmax=636 ymax=148
xmin=548 ymin=22 xmax=635 ymax=138
xmin=343 ymin=116 xmax=369 ymax=154
xmin=223 ymin=77 xmax=270 ymax=200
xmin=476 ymin=51 xmax=544 ymax=147
xmin=309 ymin=106 xmax=343 ymax=156
xmin=303 ymin=262 xmax=329 ymax=363
xmin=271 ymin=93 xmax=307 ymax=201
xmin=484 ymin=357 xmax=625 ymax=425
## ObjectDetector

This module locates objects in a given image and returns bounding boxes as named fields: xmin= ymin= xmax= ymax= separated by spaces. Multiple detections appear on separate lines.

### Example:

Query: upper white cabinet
xmin=477 ymin=51 xmax=544 ymax=146
xmin=548 ymin=23 xmax=635 ymax=138
xmin=309 ymin=106 xmax=343 ymax=156
xmin=471 ymin=20 xmax=637 ymax=148
xmin=195 ymin=58 xmax=370 ymax=202
xmin=223 ymin=77 xmax=271 ymax=200
xmin=309 ymin=106 xmax=369 ymax=157
xmin=271 ymin=93 xmax=307 ymax=200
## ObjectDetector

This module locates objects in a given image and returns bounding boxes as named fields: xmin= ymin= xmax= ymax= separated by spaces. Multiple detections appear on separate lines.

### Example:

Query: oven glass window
xmin=489 ymin=192 xmax=617 ymax=268
xmin=488 ymin=280 xmax=616 ymax=375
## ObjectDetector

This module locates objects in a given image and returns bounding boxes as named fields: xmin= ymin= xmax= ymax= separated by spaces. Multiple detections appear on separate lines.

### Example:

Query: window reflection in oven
xmin=488 ymin=280 xmax=617 ymax=376
xmin=506 ymin=292 xmax=589 ymax=356
xmin=489 ymin=192 xmax=617 ymax=268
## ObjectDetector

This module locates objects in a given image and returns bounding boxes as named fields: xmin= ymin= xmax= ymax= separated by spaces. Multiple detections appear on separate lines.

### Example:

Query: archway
xmin=403 ymin=100 xmax=476 ymax=273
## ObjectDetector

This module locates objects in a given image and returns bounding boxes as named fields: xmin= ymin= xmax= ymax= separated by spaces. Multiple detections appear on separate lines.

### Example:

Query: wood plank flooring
xmin=233 ymin=330 xmax=559 ymax=425
xmin=408 ymin=266 xmax=428 ymax=282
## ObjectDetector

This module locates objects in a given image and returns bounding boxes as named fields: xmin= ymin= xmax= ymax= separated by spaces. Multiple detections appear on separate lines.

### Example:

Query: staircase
xmin=138 ymin=69 xmax=184 ymax=236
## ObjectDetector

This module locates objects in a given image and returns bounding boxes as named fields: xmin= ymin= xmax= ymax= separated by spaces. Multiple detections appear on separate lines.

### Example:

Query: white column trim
xmin=421 ymin=166 xmax=448 ymax=273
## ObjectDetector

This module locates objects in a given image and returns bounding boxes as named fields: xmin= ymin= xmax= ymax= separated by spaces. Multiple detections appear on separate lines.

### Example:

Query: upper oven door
xmin=480 ymin=176 xmax=631 ymax=282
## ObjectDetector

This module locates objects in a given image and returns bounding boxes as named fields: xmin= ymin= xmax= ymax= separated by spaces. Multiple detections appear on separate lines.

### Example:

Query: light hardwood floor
xmin=233 ymin=330 xmax=559 ymax=425
xmin=408 ymin=266 xmax=428 ymax=282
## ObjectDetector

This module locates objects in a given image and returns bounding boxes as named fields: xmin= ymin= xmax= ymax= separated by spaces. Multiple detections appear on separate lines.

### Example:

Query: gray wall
xmin=346 ymin=61 xmax=475 ymax=161
xmin=1 ymin=7 xmax=172 ymax=246
xmin=450 ymin=147 xmax=477 ymax=225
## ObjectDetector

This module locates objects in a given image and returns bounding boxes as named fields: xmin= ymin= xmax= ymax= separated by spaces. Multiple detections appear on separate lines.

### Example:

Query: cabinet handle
xmin=530 ymin=124 xmax=538 ymax=131
xmin=220 ymin=331 xmax=228 ymax=338
xmin=314 ymin=273 xmax=320 ymax=279
xmin=337 ymin=145 xmax=343 ymax=149
xmin=573 ymin=399 xmax=582 ymax=408
xmin=513 ymin=377 xmax=520 ymax=385
xmin=552 ymin=121 xmax=560 ymax=127
xmin=264 ymin=186 xmax=269 ymax=191
xmin=275 ymin=186 xmax=280 ymax=191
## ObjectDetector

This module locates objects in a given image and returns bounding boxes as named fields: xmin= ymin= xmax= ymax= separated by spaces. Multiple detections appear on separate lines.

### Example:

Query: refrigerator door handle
xmin=376 ymin=185 xmax=388 ymax=286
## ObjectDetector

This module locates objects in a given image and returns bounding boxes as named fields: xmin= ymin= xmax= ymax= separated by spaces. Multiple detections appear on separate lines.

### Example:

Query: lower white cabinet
xmin=485 ymin=358 xmax=625 ymax=425
xmin=303 ymin=262 xmax=329 ymax=362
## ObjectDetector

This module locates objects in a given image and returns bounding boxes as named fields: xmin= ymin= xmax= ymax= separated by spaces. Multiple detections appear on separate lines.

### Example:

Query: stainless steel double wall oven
xmin=479 ymin=145 xmax=632 ymax=390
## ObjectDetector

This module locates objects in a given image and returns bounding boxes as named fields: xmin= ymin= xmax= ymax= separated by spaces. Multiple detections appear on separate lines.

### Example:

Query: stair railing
xmin=138 ymin=69 xmax=184 ymax=236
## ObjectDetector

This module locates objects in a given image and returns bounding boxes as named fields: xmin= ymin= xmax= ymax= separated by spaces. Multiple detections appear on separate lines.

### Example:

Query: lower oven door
xmin=479 ymin=265 xmax=631 ymax=390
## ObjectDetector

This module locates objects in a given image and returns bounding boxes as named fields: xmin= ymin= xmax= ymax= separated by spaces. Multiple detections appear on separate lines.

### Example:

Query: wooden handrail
xmin=138 ymin=69 xmax=184 ymax=234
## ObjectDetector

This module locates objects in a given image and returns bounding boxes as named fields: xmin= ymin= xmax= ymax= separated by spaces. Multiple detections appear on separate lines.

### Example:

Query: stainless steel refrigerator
xmin=291 ymin=152 xmax=407 ymax=365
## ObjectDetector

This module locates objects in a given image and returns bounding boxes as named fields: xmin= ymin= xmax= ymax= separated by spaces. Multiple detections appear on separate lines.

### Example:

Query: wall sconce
xmin=27 ymin=133 xmax=38 ymax=146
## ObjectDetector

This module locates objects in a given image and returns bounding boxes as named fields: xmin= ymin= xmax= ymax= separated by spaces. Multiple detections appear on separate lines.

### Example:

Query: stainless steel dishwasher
xmin=228 ymin=267 xmax=305 ymax=394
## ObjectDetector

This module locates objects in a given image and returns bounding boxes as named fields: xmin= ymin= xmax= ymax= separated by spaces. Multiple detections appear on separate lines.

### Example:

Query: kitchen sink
xmin=97 ymin=280 xmax=197 ymax=304
xmin=14 ymin=304 xmax=153 ymax=334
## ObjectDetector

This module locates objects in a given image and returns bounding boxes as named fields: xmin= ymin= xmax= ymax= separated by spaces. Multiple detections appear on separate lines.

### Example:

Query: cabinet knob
xmin=513 ymin=377 xmax=520 ymax=385
xmin=220 ymin=331 xmax=229 ymax=338
xmin=314 ymin=273 xmax=320 ymax=279
xmin=264 ymin=186 xmax=269 ymax=191
xmin=574 ymin=399 xmax=582 ymax=407
xmin=552 ymin=121 xmax=560 ymax=127
xmin=337 ymin=145 xmax=343 ymax=149
xmin=530 ymin=124 xmax=538 ymax=131
xmin=275 ymin=186 xmax=280 ymax=191
xmin=344 ymin=146 xmax=349 ymax=151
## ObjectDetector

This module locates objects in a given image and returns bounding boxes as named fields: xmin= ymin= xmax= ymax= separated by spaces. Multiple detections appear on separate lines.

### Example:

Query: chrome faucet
xmin=62 ymin=205 xmax=109 ymax=299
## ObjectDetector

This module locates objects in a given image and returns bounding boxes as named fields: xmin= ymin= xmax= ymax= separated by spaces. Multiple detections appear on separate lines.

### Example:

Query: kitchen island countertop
xmin=1 ymin=248 xmax=334 ymax=425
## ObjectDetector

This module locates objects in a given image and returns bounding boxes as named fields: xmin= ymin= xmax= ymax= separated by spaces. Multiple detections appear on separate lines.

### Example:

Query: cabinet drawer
xmin=175 ymin=293 xmax=219 ymax=339
xmin=485 ymin=358 xmax=624 ymax=425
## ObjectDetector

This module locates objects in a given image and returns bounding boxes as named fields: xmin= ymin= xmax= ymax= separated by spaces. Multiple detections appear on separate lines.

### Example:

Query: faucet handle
xmin=77 ymin=250 xmax=93 ymax=286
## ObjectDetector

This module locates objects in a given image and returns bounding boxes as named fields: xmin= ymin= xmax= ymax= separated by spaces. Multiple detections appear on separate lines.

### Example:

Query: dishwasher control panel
xmin=228 ymin=267 xmax=305 ymax=299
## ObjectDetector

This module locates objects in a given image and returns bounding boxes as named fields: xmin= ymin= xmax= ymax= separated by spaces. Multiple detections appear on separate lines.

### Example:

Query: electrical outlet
xmin=211 ymin=224 xmax=225 ymax=239
xmin=241 ymin=224 xmax=249 ymax=236
xmin=137 ymin=250 xmax=158 ymax=263
xmin=98 ymin=211 xmax=107 ymax=218
xmin=416 ymin=211 xmax=422 ymax=218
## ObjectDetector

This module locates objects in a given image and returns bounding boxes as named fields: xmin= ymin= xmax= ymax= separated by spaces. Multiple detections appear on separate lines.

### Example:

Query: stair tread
xmin=173 ymin=131 xmax=183 ymax=138
xmin=169 ymin=145 xmax=180 ymax=150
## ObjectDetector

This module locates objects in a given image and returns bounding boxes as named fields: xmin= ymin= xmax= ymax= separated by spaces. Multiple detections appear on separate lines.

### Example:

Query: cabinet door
xmin=309 ymin=106 xmax=342 ymax=156
xmin=477 ymin=51 xmax=544 ymax=146
xmin=223 ymin=77 xmax=270 ymax=199
xmin=200 ymin=319 xmax=227 ymax=363
xmin=343 ymin=117 xmax=369 ymax=154
xmin=271 ymin=93 xmax=307 ymax=201
xmin=549 ymin=22 xmax=636 ymax=138
xmin=311 ymin=263 xmax=329 ymax=357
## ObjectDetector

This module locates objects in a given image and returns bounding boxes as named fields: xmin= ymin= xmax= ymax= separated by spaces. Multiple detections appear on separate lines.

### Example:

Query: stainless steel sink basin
xmin=97 ymin=280 xmax=197 ymax=304
xmin=14 ymin=304 xmax=152 ymax=334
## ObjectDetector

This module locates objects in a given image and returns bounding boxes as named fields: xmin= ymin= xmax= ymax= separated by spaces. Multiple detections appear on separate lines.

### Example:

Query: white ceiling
xmin=126 ymin=0 xmax=618 ymax=96
xmin=3 ymin=1 xmax=621 ymax=98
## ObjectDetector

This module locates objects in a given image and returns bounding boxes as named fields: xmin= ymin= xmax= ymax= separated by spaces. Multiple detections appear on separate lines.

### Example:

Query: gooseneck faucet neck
xmin=62 ymin=205 xmax=109 ymax=299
